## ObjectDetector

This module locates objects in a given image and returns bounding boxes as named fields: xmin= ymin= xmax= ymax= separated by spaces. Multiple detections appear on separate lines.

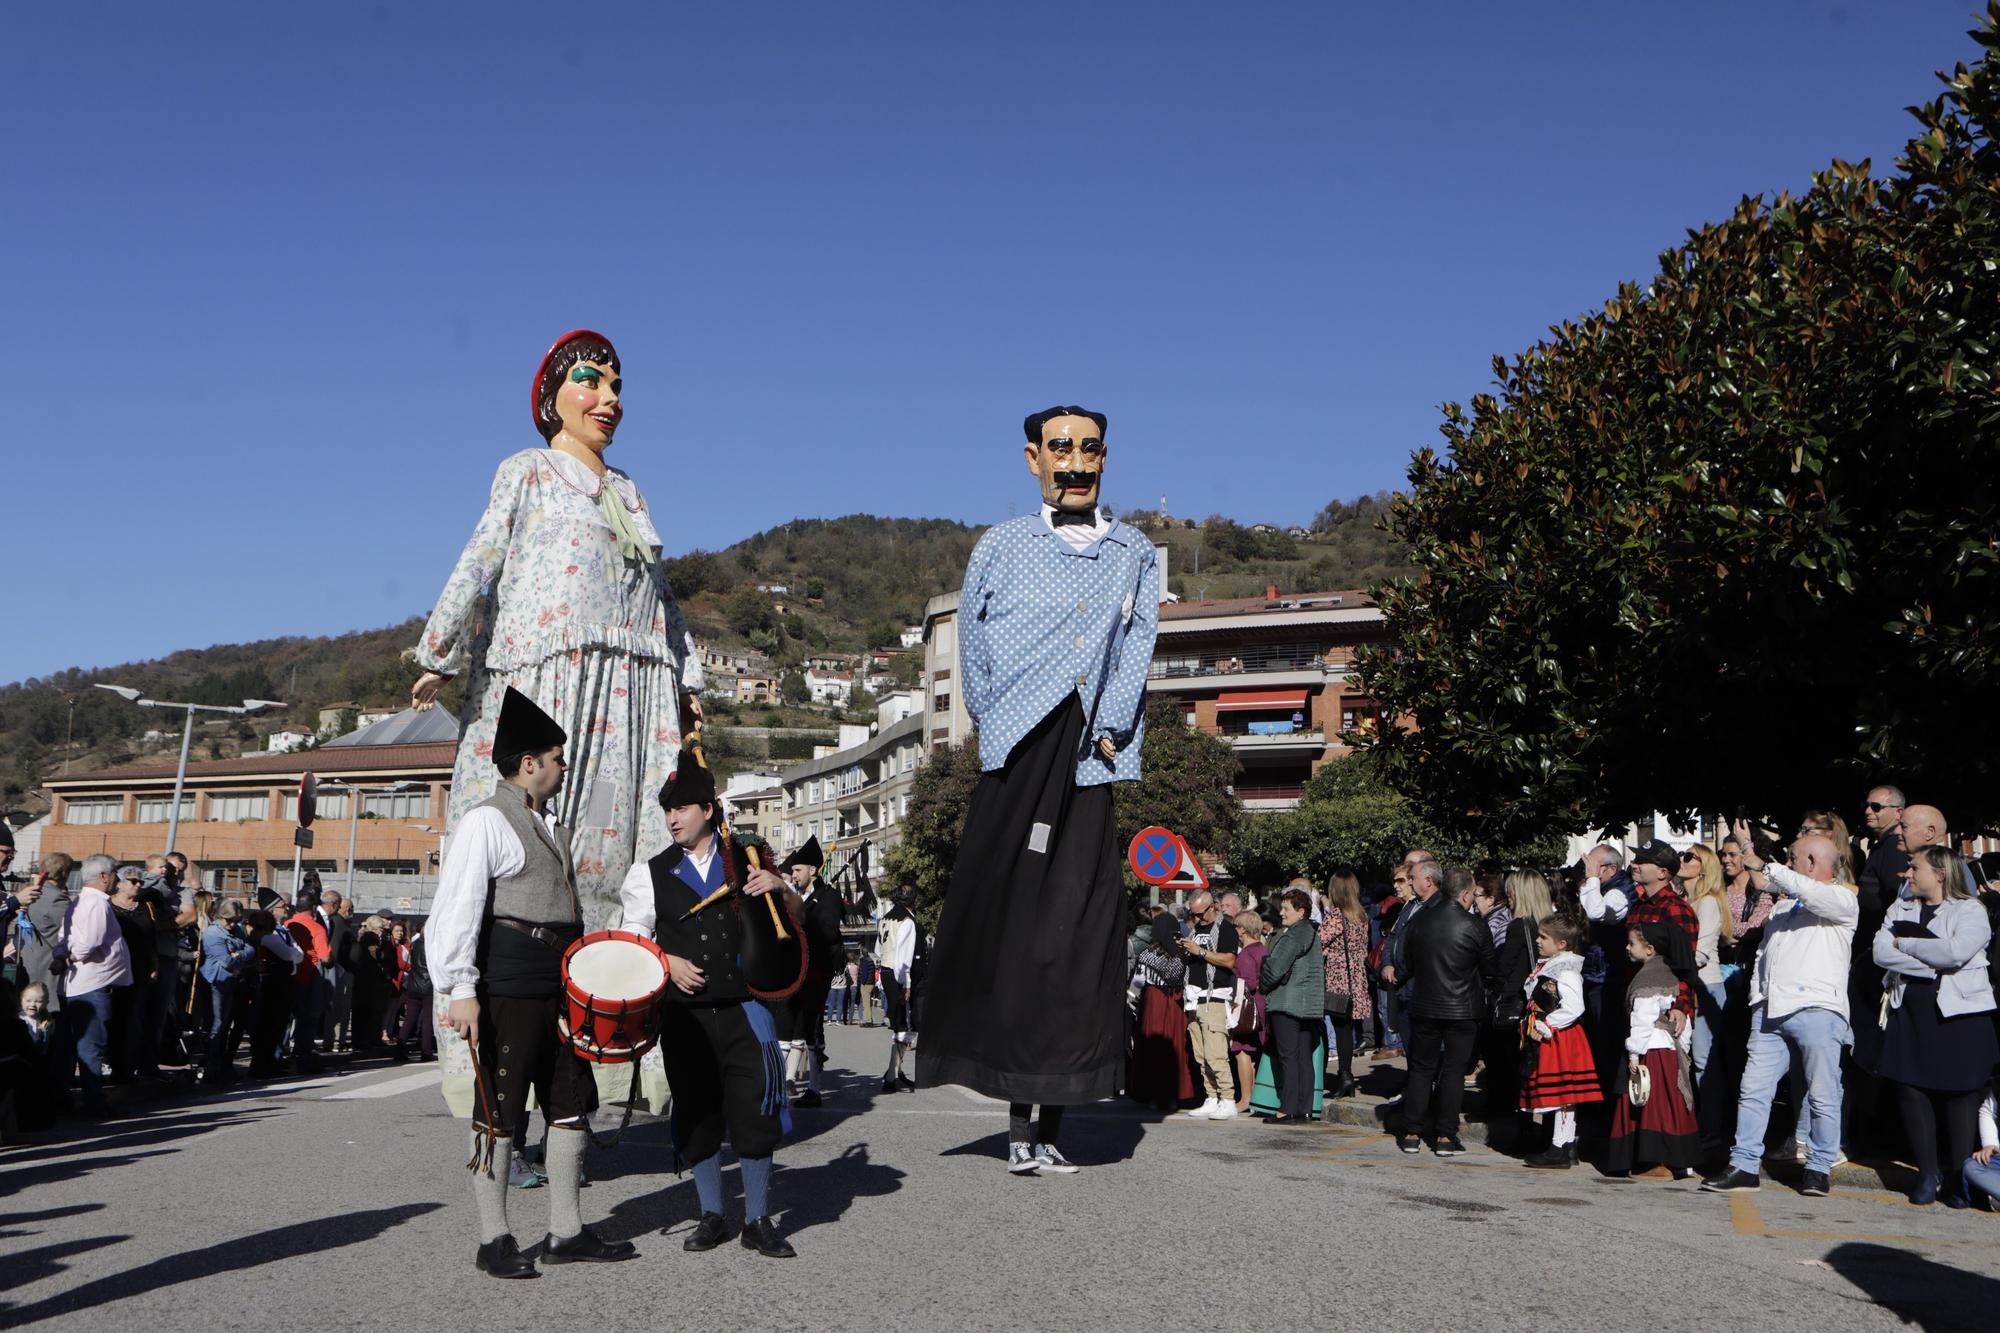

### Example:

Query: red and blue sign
xmin=1127 ymin=825 xmax=1210 ymax=891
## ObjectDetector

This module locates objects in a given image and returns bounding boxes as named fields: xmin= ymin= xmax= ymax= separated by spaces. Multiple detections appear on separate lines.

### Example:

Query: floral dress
xmin=412 ymin=447 xmax=702 ymax=927
xmin=1318 ymin=911 xmax=1374 ymax=1022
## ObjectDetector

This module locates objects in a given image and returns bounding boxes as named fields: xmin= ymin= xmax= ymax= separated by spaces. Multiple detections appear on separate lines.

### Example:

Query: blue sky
xmin=3 ymin=2 xmax=1982 ymax=684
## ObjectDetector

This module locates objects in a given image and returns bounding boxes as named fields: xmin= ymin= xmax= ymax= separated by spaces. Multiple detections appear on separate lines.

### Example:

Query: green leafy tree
xmin=779 ymin=671 xmax=810 ymax=706
xmin=1113 ymin=697 xmax=1243 ymax=904
xmin=1359 ymin=14 xmax=2000 ymax=842
xmin=1228 ymin=753 xmax=1566 ymax=888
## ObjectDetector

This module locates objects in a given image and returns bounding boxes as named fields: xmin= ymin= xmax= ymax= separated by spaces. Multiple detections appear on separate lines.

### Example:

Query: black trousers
xmin=1402 ymin=1015 xmax=1478 ymax=1138
xmin=1270 ymin=1012 xmax=1318 ymax=1118
xmin=660 ymin=1001 xmax=783 ymax=1163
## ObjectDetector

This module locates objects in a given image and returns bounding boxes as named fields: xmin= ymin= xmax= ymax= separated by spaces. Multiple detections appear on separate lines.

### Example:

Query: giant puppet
xmin=915 ymin=405 xmax=1160 ymax=1174
xmin=410 ymin=331 xmax=702 ymax=925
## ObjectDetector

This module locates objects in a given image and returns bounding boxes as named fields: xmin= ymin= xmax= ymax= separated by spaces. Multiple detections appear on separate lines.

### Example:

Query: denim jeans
xmin=1691 ymin=979 xmax=1728 ymax=1142
xmin=1966 ymin=1153 xmax=2000 ymax=1204
xmin=205 ymin=979 xmax=237 ymax=1079
xmin=66 ymin=986 xmax=116 ymax=1110
xmin=1729 ymin=1003 xmax=1850 ymax=1176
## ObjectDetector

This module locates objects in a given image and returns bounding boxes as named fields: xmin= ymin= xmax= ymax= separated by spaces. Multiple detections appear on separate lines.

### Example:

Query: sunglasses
xmin=1679 ymin=851 xmax=1699 ymax=863
xmin=1863 ymin=801 xmax=1902 ymax=813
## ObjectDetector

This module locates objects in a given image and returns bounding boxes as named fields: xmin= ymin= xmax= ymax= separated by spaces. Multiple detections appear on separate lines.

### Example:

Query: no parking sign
xmin=1127 ymin=825 xmax=1209 ymax=891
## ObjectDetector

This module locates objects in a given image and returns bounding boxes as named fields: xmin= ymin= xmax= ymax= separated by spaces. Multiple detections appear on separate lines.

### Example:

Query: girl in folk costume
xmin=1607 ymin=921 xmax=1702 ymax=1178
xmin=410 ymin=331 xmax=703 ymax=928
xmin=1521 ymin=911 xmax=1602 ymax=1169
xmin=1127 ymin=913 xmax=1195 ymax=1115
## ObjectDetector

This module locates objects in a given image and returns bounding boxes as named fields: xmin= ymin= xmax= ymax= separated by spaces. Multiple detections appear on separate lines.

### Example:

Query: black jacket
xmin=1406 ymin=897 xmax=1499 ymax=1021
xmin=1487 ymin=913 xmax=1533 ymax=1022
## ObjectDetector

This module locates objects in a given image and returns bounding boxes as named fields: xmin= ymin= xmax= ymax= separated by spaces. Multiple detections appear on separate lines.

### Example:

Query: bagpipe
xmin=674 ymin=723 xmax=807 ymax=1002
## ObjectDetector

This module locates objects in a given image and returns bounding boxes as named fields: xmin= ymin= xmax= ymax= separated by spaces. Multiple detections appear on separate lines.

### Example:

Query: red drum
xmin=559 ymin=930 xmax=669 ymax=1064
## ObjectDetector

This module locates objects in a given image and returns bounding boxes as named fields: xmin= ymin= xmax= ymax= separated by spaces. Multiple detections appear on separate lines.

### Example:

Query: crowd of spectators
xmin=1119 ymin=785 xmax=2000 ymax=1208
xmin=0 ymin=830 xmax=436 ymax=1133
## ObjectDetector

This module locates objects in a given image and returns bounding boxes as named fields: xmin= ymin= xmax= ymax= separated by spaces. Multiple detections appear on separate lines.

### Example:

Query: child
xmin=1521 ymin=911 xmax=1601 ymax=1168
xmin=1964 ymin=1077 xmax=1998 ymax=1209
xmin=18 ymin=982 xmax=52 ymax=1052
xmin=1607 ymin=921 xmax=1700 ymax=1178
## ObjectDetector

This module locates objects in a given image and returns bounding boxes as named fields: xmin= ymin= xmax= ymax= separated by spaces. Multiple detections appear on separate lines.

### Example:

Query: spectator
xmin=1607 ymin=922 xmax=1701 ymax=1180
xmin=1178 ymin=890 xmax=1240 ymax=1120
xmin=1702 ymin=824 xmax=1858 ymax=1199
xmin=1797 ymin=811 xmax=1857 ymax=883
xmin=1873 ymin=844 xmax=1997 ymax=1206
xmin=19 ymin=981 xmax=52 ymax=1048
xmin=1379 ymin=850 xmax=1438 ymax=1060
xmin=141 ymin=854 xmax=189 ymax=1068
xmin=825 ymin=960 xmax=849 ymax=1024
xmin=1678 ymin=844 xmax=1733 ymax=1143
xmin=347 ymin=914 xmax=393 ymax=1052
xmin=1259 ymin=888 xmax=1324 ymax=1124
xmin=1505 ymin=869 xmax=1554 ymax=935
xmin=1318 ymin=871 xmax=1371 ymax=1101
xmin=1228 ymin=910 xmax=1270 ymax=1116
xmin=248 ymin=907 xmax=303 ymax=1078
xmin=1 ymin=977 xmax=55 ymax=1132
xmin=1965 ymin=1080 xmax=1999 ymax=1207
xmin=199 ymin=902 xmax=256 ymax=1084
xmin=285 ymin=892 xmax=332 ymax=1073
xmin=1475 ymin=872 xmax=1534 ymax=1147
xmin=857 ymin=953 xmax=877 ymax=1027
xmin=1851 ymin=787 xmax=1911 ymax=1123
xmin=1521 ymin=911 xmax=1601 ymax=1169
xmin=18 ymin=852 xmax=73 ymax=1031
xmin=393 ymin=920 xmax=436 ymax=1063
xmin=108 ymin=867 xmax=160 ymax=1081
xmin=323 ymin=889 xmax=355 ymax=1052
xmin=841 ymin=955 xmax=860 ymax=1025
xmin=1577 ymin=843 xmax=1633 ymax=1025
xmin=62 ymin=855 xmax=132 ymax=1113
xmin=1394 ymin=861 xmax=1497 ymax=1156
xmin=1127 ymin=913 xmax=1193 ymax=1113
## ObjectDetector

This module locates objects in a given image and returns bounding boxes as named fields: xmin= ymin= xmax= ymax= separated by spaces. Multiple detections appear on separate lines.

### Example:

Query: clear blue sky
xmin=4 ymin=2 xmax=1981 ymax=685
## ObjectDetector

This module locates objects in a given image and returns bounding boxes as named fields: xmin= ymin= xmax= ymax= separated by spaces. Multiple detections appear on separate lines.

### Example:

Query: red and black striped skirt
xmin=1521 ymin=1025 xmax=1602 ymax=1111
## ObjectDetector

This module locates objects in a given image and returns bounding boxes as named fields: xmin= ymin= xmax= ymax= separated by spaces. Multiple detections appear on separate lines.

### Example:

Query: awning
xmin=1214 ymin=689 xmax=1308 ymax=713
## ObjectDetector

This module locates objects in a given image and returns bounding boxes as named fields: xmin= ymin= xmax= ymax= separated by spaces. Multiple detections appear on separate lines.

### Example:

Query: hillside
xmin=0 ymin=498 xmax=1410 ymax=812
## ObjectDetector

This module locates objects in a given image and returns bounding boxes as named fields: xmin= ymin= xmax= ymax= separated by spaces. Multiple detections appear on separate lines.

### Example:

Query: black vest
xmin=650 ymin=844 xmax=749 ymax=1004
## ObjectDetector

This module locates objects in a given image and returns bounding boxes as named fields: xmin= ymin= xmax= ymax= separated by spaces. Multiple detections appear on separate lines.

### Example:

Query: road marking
xmin=1730 ymin=1194 xmax=1765 ymax=1235
xmin=324 ymin=1068 xmax=442 ymax=1100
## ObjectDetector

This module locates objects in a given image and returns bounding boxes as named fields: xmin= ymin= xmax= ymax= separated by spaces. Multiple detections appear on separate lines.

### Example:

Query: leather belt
xmin=491 ymin=918 xmax=580 ymax=952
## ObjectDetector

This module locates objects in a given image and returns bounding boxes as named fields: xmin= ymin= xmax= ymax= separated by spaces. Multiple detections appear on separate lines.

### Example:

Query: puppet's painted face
xmin=554 ymin=360 xmax=622 ymax=451
xmin=1024 ymin=414 xmax=1105 ymax=513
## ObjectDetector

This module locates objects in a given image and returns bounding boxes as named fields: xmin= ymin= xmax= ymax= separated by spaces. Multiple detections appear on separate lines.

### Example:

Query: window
xmin=363 ymin=791 xmax=428 ymax=820
xmin=1339 ymin=700 xmax=1381 ymax=737
xmin=207 ymin=792 xmax=270 ymax=822
xmin=60 ymin=797 xmax=123 ymax=826
xmin=901 ymin=747 xmax=915 ymax=773
xmin=203 ymin=861 xmax=259 ymax=893
xmin=136 ymin=795 xmax=196 ymax=824
xmin=354 ymin=860 xmax=419 ymax=875
xmin=284 ymin=792 xmax=349 ymax=820
xmin=933 ymin=692 xmax=951 ymax=714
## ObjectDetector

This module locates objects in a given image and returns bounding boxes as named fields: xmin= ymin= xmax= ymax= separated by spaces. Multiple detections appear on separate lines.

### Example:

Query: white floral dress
xmin=412 ymin=447 xmax=702 ymax=927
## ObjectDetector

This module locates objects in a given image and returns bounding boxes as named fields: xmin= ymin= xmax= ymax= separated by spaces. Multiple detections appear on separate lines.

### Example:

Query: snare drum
xmin=559 ymin=930 xmax=669 ymax=1064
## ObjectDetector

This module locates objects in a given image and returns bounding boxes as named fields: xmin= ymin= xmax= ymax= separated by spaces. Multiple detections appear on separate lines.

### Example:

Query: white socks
xmin=472 ymin=1134 xmax=512 ymax=1243
xmin=1552 ymin=1109 xmax=1577 ymax=1147
xmin=545 ymin=1127 xmax=585 ymax=1241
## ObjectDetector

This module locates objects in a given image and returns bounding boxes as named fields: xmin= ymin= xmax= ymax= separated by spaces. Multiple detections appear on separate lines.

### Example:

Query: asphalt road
xmin=4 ymin=1024 xmax=1997 ymax=1331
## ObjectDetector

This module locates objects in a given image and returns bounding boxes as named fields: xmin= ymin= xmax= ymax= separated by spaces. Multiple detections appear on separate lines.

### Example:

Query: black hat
xmin=492 ymin=686 xmax=566 ymax=770
xmin=0 ymin=819 xmax=13 ymax=849
xmin=1631 ymin=839 xmax=1680 ymax=874
xmin=657 ymin=756 xmax=716 ymax=811
xmin=256 ymin=886 xmax=281 ymax=910
xmin=892 ymin=886 xmax=916 ymax=909
xmin=780 ymin=836 xmax=824 ymax=873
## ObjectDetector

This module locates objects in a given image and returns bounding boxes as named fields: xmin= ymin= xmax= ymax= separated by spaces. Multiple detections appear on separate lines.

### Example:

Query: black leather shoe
xmin=682 ymin=1212 xmax=731 ymax=1251
xmin=542 ymin=1224 xmax=637 ymax=1264
xmin=739 ymin=1216 xmax=796 ymax=1258
xmin=794 ymin=1089 xmax=823 ymax=1108
xmin=881 ymin=1076 xmax=899 ymax=1094
xmin=893 ymin=1074 xmax=917 ymax=1092
xmin=475 ymin=1234 xmax=539 ymax=1279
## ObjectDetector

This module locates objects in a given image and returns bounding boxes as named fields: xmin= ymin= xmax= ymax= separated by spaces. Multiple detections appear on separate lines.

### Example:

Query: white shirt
xmin=616 ymin=839 xmax=718 ymax=941
xmin=1041 ymin=502 xmax=1110 ymax=552
xmin=426 ymin=801 xmax=565 ymax=1002
xmin=1578 ymin=875 xmax=1630 ymax=923
xmin=877 ymin=914 xmax=916 ymax=977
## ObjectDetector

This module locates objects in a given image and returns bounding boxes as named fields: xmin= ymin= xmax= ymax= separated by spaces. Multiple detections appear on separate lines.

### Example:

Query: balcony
xmin=1235 ymin=782 xmax=1305 ymax=812
xmin=1194 ymin=722 xmax=1329 ymax=754
xmin=1149 ymin=642 xmax=1329 ymax=681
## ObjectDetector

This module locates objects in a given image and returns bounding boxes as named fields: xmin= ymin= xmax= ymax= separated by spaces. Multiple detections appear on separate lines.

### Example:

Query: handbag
xmin=1323 ymin=990 xmax=1354 ymax=1018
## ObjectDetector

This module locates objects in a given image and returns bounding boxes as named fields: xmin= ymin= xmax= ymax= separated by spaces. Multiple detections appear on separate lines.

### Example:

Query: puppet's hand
xmin=1097 ymin=736 xmax=1117 ymax=762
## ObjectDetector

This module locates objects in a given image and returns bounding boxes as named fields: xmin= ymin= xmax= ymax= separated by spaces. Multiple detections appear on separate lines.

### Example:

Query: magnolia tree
xmin=1357 ymin=11 xmax=2000 ymax=843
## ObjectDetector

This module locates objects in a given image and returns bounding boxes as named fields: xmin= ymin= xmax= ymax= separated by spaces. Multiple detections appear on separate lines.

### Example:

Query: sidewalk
xmin=1304 ymin=1049 xmax=1922 ymax=1196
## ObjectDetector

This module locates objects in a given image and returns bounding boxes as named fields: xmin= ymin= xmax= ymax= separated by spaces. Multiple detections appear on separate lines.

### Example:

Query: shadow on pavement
xmin=1821 ymin=1242 xmax=2000 ymax=1332
xmin=0 ymin=1202 xmax=105 ymax=1233
xmin=0 ymin=1234 xmax=129 ymax=1297
xmin=0 ymin=1109 xmax=282 ymax=1169
xmin=0 ymin=1202 xmax=445 ymax=1326
xmin=940 ymin=1108 xmax=1152 ymax=1167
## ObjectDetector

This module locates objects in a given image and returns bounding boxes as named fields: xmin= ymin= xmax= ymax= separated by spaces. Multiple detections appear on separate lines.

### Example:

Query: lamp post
xmin=314 ymin=779 xmax=425 ymax=905
xmin=93 ymin=685 xmax=285 ymax=857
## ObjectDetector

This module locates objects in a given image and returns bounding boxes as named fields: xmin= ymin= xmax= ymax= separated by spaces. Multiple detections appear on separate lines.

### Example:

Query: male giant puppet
xmin=916 ymin=405 xmax=1160 ymax=1174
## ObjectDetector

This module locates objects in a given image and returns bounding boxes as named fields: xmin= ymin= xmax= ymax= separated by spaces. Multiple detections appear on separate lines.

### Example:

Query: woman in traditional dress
xmin=410 ymin=330 xmax=702 ymax=925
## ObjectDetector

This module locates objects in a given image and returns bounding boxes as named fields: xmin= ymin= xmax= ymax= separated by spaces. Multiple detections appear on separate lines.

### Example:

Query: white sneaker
xmin=1184 ymin=1097 xmax=1220 ymax=1119
xmin=1007 ymin=1142 xmax=1040 ymax=1175
xmin=1034 ymin=1144 xmax=1081 ymax=1174
xmin=1207 ymin=1101 xmax=1238 ymax=1120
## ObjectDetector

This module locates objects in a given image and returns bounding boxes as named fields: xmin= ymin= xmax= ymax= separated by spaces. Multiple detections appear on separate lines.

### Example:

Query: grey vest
xmin=477 ymin=787 xmax=579 ymax=926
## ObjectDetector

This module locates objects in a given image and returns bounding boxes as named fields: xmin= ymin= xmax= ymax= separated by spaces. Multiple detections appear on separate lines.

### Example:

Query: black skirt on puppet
xmin=916 ymin=695 xmax=1126 ymax=1105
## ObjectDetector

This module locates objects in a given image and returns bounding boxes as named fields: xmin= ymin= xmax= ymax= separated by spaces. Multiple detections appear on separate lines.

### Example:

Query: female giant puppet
xmin=410 ymin=330 xmax=702 ymax=925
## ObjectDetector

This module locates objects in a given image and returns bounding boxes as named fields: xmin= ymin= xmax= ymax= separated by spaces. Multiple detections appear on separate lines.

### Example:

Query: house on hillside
xmin=804 ymin=668 xmax=854 ymax=706
xmin=898 ymin=626 xmax=923 ymax=648
xmin=1249 ymin=523 xmax=1277 ymax=534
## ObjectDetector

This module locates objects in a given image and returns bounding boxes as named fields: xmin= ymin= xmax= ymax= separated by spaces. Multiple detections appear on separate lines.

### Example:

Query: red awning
xmin=1214 ymin=689 xmax=1308 ymax=713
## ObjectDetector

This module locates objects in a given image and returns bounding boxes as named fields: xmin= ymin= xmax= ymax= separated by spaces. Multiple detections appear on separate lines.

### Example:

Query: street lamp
xmin=93 ymin=684 xmax=286 ymax=856
xmin=313 ymin=779 xmax=427 ymax=903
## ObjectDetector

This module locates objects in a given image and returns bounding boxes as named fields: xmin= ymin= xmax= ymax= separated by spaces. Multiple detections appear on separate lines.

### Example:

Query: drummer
xmin=616 ymin=760 xmax=804 ymax=1259
xmin=430 ymin=687 xmax=638 ymax=1279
